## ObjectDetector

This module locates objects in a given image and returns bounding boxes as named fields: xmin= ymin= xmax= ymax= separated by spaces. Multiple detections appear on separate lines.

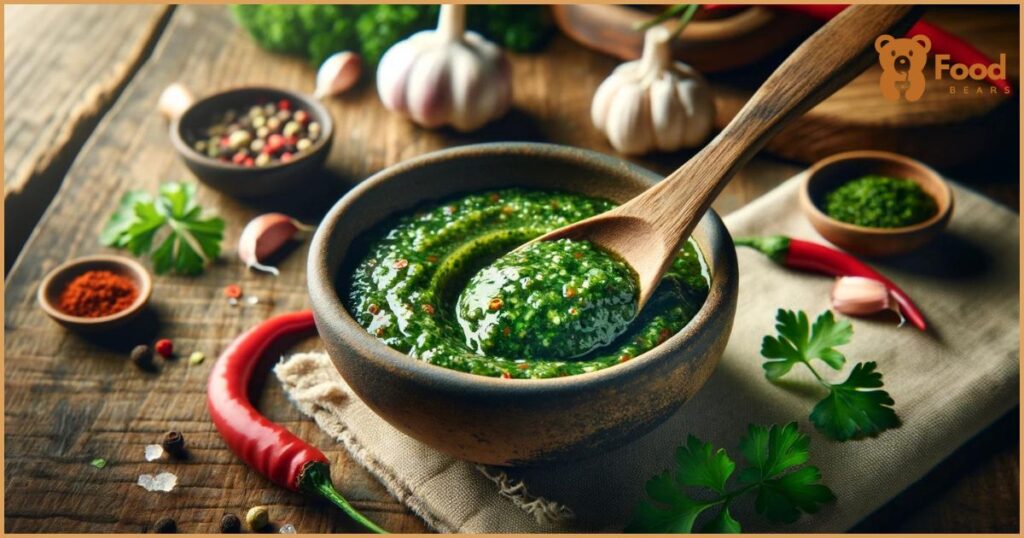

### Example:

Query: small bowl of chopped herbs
xmin=170 ymin=86 xmax=334 ymax=199
xmin=800 ymin=150 xmax=953 ymax=257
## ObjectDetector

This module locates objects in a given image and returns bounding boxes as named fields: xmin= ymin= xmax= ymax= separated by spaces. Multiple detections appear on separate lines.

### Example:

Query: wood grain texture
xmin=2 ymin=4 xmax=1018 ymax=534
xmin=3 ymin=4 xmax=174 ymax=272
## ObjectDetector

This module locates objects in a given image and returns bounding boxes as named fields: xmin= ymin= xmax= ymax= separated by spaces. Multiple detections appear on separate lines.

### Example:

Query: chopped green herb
xmin=90 ymin=458 xmax=107 ymax=469
xmin=824 ymin=175 xmax=937 ymax=228
xmin=761 ymin=309 xmax=899 ymax=441
xmin=627 ymin=423 xmax=834 ymax=533
xmin=101 ymin=182 xmax=225 ymax=276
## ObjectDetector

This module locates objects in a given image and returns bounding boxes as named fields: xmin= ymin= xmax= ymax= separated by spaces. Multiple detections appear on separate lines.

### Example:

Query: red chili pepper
xmin=735 ymin=236 xmax=927 ymax=331
xmin=704 ymin=4 xmax=1012 ymax=94
xmin=207 ymin=310 xmax=387 ymax=533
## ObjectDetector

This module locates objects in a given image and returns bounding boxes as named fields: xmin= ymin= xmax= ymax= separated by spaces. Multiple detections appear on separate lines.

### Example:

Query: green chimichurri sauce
xmin=345 ymin=189 xmax=710 ymax=379
xmin=824 ymin=174 xmax=937 ymax=228
xmin=458 ymin=238 xmax=639 ymax=360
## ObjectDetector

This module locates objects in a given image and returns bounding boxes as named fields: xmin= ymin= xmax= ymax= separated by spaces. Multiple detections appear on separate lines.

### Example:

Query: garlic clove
xmin=315 ymin=51 xmax=363 ymax=99
xmin=158 ymin=83 xmax=194 ymax=121
xmin=606 ymin=85 xmax=654 ymax=155
xmin=650 ymin=75 xmax=687 ymax=151
xmin=238 ymin=213 xmax=315 ymax=275
xmin=831 ymin=276 xmax=892 ymax=316
xmin=675 ymin=74 xmax=714 ymax=147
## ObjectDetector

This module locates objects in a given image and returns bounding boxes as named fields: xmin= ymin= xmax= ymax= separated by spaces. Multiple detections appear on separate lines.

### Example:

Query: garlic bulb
xmin=591 ymin=27 xmax=714 ymax=155
xmin=376 ymin=4 xmax=511 ymax=132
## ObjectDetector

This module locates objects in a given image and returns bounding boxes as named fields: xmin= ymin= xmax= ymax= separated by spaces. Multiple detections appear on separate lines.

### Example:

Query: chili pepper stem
xmin=300 ymin=462 xmax=388 ymax=534
xmin=733 ymin=235 xmax=790 ymax=262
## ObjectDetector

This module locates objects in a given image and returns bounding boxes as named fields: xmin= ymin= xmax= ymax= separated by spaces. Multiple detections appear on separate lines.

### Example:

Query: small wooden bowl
xmin=800 ymin=150 xmax=954 ymax=257
xmin=170 ymin=86 xmax=334 ymax=199
xmin=37 ymin=255 xmax=153 ymax=332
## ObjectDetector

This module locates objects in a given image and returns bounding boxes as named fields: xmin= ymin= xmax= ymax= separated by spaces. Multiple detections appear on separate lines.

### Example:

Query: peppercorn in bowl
xmin=171 ymin=87 xmax=334 ymax=198
xmin=37 ymin=255 xmax=153 ymax=332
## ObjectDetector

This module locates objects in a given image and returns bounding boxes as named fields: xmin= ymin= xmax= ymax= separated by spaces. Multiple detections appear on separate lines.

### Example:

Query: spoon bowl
xmin=533 ymin=5 xmax=922 ymax=310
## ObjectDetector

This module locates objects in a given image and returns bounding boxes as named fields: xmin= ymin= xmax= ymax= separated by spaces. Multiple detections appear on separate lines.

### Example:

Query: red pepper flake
xmin=155 ymin=338 xmax=174 ymax=358
xmin=573 ymin=251 xmax=584 ymax=260
xmin=489 ymin=193 xmax=501 ymax=203
xmin=550 ymin=200 xmax=560 ymax=210
xmin=392 ymin=259 xmax=409 ymax=270
xmin=375 ymin=327 xmax=386 ymax=337
xmin=368 ymin=303 xmax=380 ymax=315
xmin=618 ymin=353 xmax=632 ymax=363
xmin=223 ymin=284 xmax=243 ymax=299
xmin=658 ymin=328 xmax=672 ymax=344
xmin=488 ymin=298 xmax=503 ymax=311
xmin=426 ymin=255 xmax=438 ymax=263
xmin=516 ymin=363 xmax=529 ymax=370
xmin=568 ymin=307 xmax=578 ymax=315
xmin=444 ymin=205 xmax=457 ymax=215
xmin=421 ymin=304 xmax=435 ymax=315
xmin=564 ymin=287 xmax=577 ymax=298
xmin=502 ymin=326 xmax=511 ymax=337
xmin=500 ymin=371 xmax=511 ymax=379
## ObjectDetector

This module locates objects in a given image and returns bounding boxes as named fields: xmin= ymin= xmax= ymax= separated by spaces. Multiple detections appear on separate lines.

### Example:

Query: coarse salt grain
xmin=137 ymin=472 xmax=178 ymax=492
xmin=144 ymin=444 xmax=165 ymax=462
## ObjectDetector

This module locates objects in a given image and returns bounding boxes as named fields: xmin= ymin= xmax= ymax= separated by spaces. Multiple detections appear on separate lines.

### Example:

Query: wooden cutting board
xmin=554 ymin=5 xmax=1019 ymax=166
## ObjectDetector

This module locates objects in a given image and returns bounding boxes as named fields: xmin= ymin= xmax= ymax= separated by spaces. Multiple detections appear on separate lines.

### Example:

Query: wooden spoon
xmin=531 ymin=5 xmax=922 ymax=309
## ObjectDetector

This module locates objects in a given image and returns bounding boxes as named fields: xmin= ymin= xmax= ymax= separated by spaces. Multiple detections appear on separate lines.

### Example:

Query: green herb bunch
xmin=824 ymin=175 xmax=937 ymax=228
xmin=628 ymin=423 xmax=835 ymax=533
xmin=230 ymin=5 xmax=553 ymax=66
xmin=101 ymin=182 xmax=224 ymax=276
xmin=761 ymin=309 xmax=900 ymax=440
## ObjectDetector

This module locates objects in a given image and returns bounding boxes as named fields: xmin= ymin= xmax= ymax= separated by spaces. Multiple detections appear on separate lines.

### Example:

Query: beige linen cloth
xmin=276 ymin=177 xmax=1019 ymax=533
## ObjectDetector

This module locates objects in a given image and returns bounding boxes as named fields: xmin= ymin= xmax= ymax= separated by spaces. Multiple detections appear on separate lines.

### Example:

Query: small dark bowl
xmin=37 ymin=255 xmax=152 ymax=332
xmin=308 ymin=143 xmax=738 ymax=465
xmin=800 ymin=150 xmax=954 ymax=257
xmin=170 ymin=87 xmax=334 ymax=199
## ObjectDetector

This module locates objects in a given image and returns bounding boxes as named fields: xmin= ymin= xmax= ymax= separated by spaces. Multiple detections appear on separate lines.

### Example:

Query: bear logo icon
xmin=876 ymin=34 xmax=931 ymax=102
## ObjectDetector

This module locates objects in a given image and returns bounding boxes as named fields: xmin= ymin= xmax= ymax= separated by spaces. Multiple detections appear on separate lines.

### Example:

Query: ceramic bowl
xmin=170 ymin=86 xmax=334 ymax=199
xmin=800 ymin=150 xmax=954 ymax=257
xmin=308 ymin=143 xmax=738 ymax=466
xmin=38 ymin=255 xmax=152 ymax=332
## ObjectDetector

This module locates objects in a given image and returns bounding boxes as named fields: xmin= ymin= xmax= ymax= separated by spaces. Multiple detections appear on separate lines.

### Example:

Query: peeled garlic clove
xmin=158 ymin=83 xmax=194 ymax=121
xmin=831 ymin=276 xmax=892 ymax=316
xmin=238 ymin=213 xmax=315 ymax=275
xmin=315 ymin=51 xmax=363 ymax=99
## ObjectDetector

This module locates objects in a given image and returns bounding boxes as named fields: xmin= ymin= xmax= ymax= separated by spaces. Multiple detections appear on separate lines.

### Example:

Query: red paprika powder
xmin=58 ymin=270 xmax=138 ymax=317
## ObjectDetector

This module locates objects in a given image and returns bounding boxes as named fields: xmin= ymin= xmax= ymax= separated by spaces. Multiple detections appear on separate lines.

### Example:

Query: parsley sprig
xmin=761 ymin=309 xmax=899 ymax=441
xmin=627 ymin=423 xmax=835 ymax=533
xmin=100 ymin=182 xmax=224 ymax=276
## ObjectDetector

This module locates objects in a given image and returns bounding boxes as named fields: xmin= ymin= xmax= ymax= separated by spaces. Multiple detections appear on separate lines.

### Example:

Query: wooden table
xmin=4 ymin=5 xmax=1018 ymax=533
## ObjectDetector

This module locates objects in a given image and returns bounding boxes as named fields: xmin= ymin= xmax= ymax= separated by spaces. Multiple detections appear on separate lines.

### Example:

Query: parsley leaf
xmin=101 ymin=182 xmax=224 ymax=275
xmin=760 ymin=310 xmax=898 ymax=441
xmin=810 ymin=361 xmax=899 ymax=441
xmin=627 ymin=424 xmax=834 ymax=533
xmin=761 ymin=309 xmax=851 ymax=379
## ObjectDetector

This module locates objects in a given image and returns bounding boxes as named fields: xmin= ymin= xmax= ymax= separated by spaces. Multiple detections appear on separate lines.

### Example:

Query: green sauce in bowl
xmin=824 ymin=174 xmax=937 ymax=228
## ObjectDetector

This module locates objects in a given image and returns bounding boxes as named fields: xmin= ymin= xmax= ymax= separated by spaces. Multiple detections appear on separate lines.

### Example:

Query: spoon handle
xmin=623 ymin=5 xmax=922 ymax=245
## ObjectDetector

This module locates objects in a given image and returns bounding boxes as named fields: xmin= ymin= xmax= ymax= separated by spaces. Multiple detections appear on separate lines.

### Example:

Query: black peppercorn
xmin=220 ymin=513 xmax=241 ymax=533
xmin=153 ymin=516 xmax=176 ymax=533
xmin=162 ymin=431 xmax=186 ymax=458
xmin=130 ymin=345 xmax=155 ymax=371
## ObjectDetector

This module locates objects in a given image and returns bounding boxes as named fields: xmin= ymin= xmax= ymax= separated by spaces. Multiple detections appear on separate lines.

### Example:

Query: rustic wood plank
xmin=3 ymin=4 xmax=174 ymax=271
xmin=3 ymin=4 xmax=1017 ymax=534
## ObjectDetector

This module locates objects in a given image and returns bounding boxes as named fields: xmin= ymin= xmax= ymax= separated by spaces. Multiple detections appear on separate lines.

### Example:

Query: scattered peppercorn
xmin=161 ymin=431 xmax=186 ymax=458
xmin=153 ymin=517 xmax=177 ymax=533
xmin=130 ymin=344 xmax=155 ymax=371
xmin=220 ymin=513 xmax=242 ymax=533
xmin=57 ymin=269 xmax=138 ymax=318
xmin=185 ymin=100 xmax=320 ymax=167
xmin=223 ymin=284 xmax=243 ymax=299
xmin=188 ymin=351 xmax=205 ymax=365
xmin=246 ymin=506 xmax=269 ymax=531
xmin=155 ymin=338 xmax=174 ymax=358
